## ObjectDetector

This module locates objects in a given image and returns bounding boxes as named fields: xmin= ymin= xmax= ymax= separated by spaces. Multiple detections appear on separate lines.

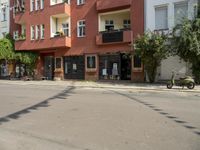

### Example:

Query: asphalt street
xmin=0 ymin=83 xmax=199 ymax=150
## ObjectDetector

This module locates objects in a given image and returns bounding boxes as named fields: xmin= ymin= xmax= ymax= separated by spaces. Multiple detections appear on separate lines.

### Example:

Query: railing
xmin=96 ymin=29 xmax=132 ymax=45
xmin=102 ymin=31 xmax=123 ymax=43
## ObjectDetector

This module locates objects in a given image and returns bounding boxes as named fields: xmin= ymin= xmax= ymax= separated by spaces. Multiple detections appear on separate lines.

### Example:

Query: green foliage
xmin=0 ymin=38 xmax=15 ymax=60
xmin=172 ymin=18 xmax=200 ymax=83
xmin=0 ymin=34 xmax=38 ymax=75
xmin=134 ymin=31 xmax=169 ymax=83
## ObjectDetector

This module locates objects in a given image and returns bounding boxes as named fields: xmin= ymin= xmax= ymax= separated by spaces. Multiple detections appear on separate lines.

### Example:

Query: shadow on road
xmin=0 ymin=86 xmax=75 ymax=125
xmin=110 ymin=90 xmax=200 ymax=137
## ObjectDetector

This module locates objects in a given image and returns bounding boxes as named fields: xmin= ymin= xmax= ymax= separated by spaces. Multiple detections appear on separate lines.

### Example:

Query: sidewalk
xmin=0 ymin=79 xmax=200 ymax=92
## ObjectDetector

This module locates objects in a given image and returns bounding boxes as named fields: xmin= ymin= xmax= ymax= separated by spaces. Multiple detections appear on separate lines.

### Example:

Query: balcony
xmin=50 ymin=0 xmax=70 ymax=5
xmin=96 ymin=0 xmax=131 ymax=12
xmin=49 ymin=1 xmax=70 ymax=16
xmin=96 ymin=30 xmax=132 ymax=45
xmin=15 ymin=36 xmax=71 ymax=51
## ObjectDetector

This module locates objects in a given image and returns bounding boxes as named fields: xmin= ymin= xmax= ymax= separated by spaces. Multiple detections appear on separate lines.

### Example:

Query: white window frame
xmin=123 ymin=19 xmax=130 ymax=29
xmin=35 ymin=25 xmax=40 ymax=39
xmin=31 ymin=25 xmax=35 ymax=40
xmin=77 ymin=20 xmax=85 ymax=37
xmin=77 ymin=0 xmax=85 ymax=5
xmin=62 ymin=23 xmax=69 ymax=36
xmin=40 ymin=0 xmax=44 ymax=9
xmin=35 ymin=0 xmax=40 ymax=10
xmin=30 ymin=0 xmax=35 ymax=11
xmin=155 ymin=5 xmax=168 ymax=30
xmin=1 ymin=7 xmax=6 ymax=21
xmin=105 ymin=20 xmax=114 ymax=31
xmin=40 ymin=24 xmax=45 ymax=39
xmin=13 ymin=31 xmax=19 ymax=40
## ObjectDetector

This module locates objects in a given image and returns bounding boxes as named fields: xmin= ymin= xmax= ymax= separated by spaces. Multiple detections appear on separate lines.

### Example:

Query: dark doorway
xmin=120 ymin=53 xmax=131 ymax=80
xmin=64 ymin=56 xmax=85 ymax=79
xmin=44 ymin=56 xmax=54 ymax=80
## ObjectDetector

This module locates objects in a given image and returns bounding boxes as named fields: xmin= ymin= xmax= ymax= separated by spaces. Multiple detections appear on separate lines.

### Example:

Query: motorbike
xmin=167 ymin=72 xmax=195 ymax=89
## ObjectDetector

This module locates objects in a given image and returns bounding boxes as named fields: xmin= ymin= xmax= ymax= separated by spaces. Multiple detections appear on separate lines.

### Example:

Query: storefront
xmin=64 ymin=56 xmax=85 ymax=79
xmin=99 ymin=53 xmax=131 ymax=80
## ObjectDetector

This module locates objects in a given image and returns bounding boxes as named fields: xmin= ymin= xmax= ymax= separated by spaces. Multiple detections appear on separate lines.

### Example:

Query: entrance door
xmin=44 ymin=56 xmax=54 ymax=80
xmin=121 ymin=53 xmax=131 ymax=80
xmin=64 ymin=56 xmax=85 ymax=79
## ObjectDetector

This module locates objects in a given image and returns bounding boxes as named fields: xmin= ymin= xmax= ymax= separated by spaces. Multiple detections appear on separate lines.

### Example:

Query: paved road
xmin=0 ymin=83 xmax=199 ymax=150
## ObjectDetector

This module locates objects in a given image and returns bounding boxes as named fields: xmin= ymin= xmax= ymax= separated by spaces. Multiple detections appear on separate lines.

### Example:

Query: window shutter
xmin=155 ymin=6 xmax=168 ymax=30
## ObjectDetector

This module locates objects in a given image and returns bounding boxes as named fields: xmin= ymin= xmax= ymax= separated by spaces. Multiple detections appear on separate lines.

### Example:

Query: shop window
xmin=86 ymin=55 xmax=96 ymax=69
xmin=72 ymin=63 xmax=77 ymax=73
xmin=133 ymin=55 xmax=142 ymax=71
xmin=55 ymin=57 xmax=62 ymax=69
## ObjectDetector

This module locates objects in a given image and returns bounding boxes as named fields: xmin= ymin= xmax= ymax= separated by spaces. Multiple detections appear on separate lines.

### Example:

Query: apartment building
xmin=145 ymin=0 xmax=198 ymax=80
xmin=0 ymin=0 xmax=10 ymax=38
xmin=10 ymin=0 xmax=144 ymax=81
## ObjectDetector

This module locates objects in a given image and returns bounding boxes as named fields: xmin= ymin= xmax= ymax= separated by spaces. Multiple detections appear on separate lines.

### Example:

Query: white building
xmin=0 ymin=0 xmax=10 ymax=39
xmin=145 ymin=0 xmax=198 ymax=80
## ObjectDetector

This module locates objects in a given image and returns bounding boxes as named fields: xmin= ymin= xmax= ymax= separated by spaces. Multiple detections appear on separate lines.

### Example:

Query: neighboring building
xmin=0 ymin=0 xmax=11 ymax=79
xmin=0 ymin=0 xmax=10 ymax=38
xmin=145 ymin=0 xmax=198 ymax=80
xmin=11 ymin=0 xmax=144 ymax=81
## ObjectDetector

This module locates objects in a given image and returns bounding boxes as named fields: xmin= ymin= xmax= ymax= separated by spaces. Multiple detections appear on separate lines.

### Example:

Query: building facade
xmin=145 ymin=0 xmax=198 ymax=80
xmin=11 ymin=0 xmax=144 ymax=81
xmin=0 ymin=0 xmax=10 ymax=38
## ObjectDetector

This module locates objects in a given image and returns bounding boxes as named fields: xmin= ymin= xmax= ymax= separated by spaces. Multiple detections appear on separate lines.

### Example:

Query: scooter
xmin=167 ymin=72 xmax=195 ymax=89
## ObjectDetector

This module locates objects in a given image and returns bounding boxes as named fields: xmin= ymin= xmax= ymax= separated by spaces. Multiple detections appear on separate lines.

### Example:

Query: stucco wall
xmin=0 ymin=0 xmax=10 ymax=38
xmin=145 ymin=0 xmax=197 ymax=80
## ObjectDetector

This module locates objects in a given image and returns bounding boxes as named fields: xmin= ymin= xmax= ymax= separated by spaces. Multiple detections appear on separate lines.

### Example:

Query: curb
xmin=0 ymin=80 xmax=200 ymax=93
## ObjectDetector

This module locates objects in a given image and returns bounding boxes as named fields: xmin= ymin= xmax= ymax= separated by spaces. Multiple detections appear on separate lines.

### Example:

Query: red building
xmin=11 ymin=0 xmax=144 ymax=81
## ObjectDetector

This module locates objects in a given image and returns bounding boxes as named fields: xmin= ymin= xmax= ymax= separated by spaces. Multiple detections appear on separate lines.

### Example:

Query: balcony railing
xmin=96 ymin=29 xmax=132 ymax=45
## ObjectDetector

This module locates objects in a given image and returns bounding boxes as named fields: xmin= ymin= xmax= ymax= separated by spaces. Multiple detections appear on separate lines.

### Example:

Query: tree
xmin=0 ymin=34 xmax=38 ymax=76
xmin=171 ymin=18 xmax=200 ymax=83
xmin=134 ymin=31 xmax=169 ymax=83
xmin=0 ymin=38 xmax=15 ymax=60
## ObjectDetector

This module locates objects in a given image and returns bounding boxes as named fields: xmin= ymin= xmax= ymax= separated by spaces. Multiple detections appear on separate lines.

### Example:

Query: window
xmin=133 ymin=55 xmax=142 ymax=71
xmin=35 ymin=0 xmax=40 ymax=10
xmin=35 ymin=25 xmax=40 ymax=39
xmin=31 ymin=25 xmax=35 ymax=40
xmin=174 ymin=2 xmax=188 ymax=25
xmin=86 ymin=56 xmax=96 ymax=69
xmin=77 ymin=20 xmax=85 ymax=37
xmin=40 ymin=24 xmax=45 ymax=39
xmin=62 ymin=23 xmax=69 ymax=36
xmin=40 ymin=0 xmax=44 ymax=9
xmin=13 ymin=31 xmax=19 ymax=40
xmin=77 ymin=0 xmax=85 ymax=5
xmin=105 ymin=20 xmax=114 ymax=31
xmin=30 ymin=0 xmax=35 ymax=11
xmin=155 ymin=6 xmax=168 ymax=30
xmin=1 ymin=7 xmax=6 ymax=21
xmin=123 ymin=19 xmax=130 ymax=29
xmin=55 ymin=58 xmax=62 ymax=69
